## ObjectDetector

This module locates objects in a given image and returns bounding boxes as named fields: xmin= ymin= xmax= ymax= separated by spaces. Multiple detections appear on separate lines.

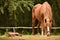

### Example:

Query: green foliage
xmin=0 ymin=7 xmax=4 ymax=14
xmin=0 ymin=0 xmax=34 ymax=27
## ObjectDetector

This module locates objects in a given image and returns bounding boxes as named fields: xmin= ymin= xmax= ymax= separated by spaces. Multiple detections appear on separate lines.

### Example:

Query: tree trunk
xmin=13 ymin=11 xmax=17 ymax=32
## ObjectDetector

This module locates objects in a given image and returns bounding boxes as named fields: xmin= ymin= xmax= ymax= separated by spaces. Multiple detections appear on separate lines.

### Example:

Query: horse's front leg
xmin=47 ymin=27 xmax=50 ymax=36
xmin=41 ymin=27 xmax=44 ymax=36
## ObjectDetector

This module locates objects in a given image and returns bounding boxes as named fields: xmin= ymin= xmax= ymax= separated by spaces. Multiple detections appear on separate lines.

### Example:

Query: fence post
xmin=13 ymin=27 xmax=16 ymax=32
xmin=6 ymin=28 xmax=9 ymax=33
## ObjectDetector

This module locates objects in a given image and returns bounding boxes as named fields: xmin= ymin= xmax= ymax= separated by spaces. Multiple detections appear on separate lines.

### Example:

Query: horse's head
xmin=44 ymin=17 xmax=52 ymax=27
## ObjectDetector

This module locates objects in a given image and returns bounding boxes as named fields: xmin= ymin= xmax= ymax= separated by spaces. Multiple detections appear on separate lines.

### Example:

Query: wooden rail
xmin=0 ymin=27 xmax=60 ymax=29
xmin=0 ymin=27 xmax=60 ymax=35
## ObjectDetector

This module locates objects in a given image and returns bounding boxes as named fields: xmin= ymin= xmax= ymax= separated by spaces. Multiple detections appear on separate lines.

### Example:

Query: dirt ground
xmin=22 ymin=35 xmax=60 ymax=40
xmin=0 ymin=35 xmax=60 ymax=40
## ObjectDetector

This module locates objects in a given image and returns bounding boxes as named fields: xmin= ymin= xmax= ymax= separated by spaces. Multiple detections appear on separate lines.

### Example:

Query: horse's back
xmin=32 ymin=4 xmax=42 ymax=13
xmin=32 ymin=4 xmax=42 ymax=20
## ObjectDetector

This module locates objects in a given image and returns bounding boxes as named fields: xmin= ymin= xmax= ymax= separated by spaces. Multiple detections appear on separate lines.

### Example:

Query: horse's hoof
xmin=32 ymin=33 xmax=34 ymax=35
xmin=37 ymin=33 xmax=40 ymax=35
xmin=47 ymin=34 xmax=50 ymax=36
xmin=47 ymin=33 xmax=50 ymax=36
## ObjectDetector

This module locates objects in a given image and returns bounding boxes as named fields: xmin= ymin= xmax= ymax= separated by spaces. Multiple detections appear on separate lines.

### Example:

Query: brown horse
xmin=32 ymin=1 xmax=53 ymax=36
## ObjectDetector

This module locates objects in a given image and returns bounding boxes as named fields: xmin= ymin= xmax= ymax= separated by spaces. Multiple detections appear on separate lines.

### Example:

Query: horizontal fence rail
xmin=0 ymin=27 xmax=60 ymax=29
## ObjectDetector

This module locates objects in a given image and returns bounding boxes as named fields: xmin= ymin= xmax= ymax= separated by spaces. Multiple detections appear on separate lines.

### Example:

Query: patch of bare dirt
xmin=0 ymin=35 xmax=60 ymax=40
xmin=22 ymin=35 xmax=60 ymax=40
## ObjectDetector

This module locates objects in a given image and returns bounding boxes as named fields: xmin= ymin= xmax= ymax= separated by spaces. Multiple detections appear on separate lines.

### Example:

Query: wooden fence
xmin=0 ymin=27 xmax=60 ymax=32
xmin=0 ymin=27 xmax=60 ymax=35
xmin=0 ymin=27 xmax=60 ymax=29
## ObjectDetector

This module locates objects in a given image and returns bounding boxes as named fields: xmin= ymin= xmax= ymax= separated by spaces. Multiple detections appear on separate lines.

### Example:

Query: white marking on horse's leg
xmin=47 ymin=27 xmax=49 ymax=32
xmin=41 ymin=28 xmax=43 ymax=36
xmin=47 ymin=27 xmax=50 ymax=36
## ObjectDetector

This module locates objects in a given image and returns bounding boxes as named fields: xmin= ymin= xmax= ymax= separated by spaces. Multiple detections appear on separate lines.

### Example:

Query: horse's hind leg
xmin=44 ymin=27 xmax=47 ymax=35
xmin=37 ymin=22 xmax=40 ymax=35
xmin=32 ymin=17 xmax=36 ymax=35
